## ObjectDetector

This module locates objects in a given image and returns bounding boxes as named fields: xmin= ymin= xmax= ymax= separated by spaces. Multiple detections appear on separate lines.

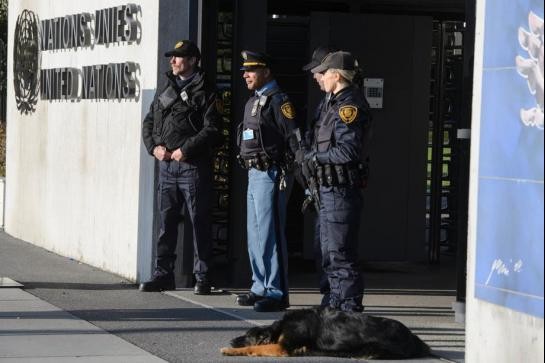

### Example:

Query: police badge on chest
xmin=251 ymin=95 xmax=268 ymax=116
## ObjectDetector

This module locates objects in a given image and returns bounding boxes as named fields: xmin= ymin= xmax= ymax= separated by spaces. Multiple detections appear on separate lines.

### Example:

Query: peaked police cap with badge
xmin=240 ymin=50 xmax=272 ymax=70
xmin=165 ymin=40 xmax=201 ymax=59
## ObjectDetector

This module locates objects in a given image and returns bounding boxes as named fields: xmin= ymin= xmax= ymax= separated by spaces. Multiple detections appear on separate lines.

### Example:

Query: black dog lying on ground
xmin=221 ymin=307 xmax=430 ymax=358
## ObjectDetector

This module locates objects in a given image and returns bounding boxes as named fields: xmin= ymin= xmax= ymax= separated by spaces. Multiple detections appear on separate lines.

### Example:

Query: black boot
xmin=194 ymin=278 xmax=211 ymax=295
xmin=139 ymin=268 xmax=175 ymax=292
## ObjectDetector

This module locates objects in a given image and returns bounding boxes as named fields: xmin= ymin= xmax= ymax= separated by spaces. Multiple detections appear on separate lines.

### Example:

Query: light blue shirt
xmin=255 ymin=79 xmax=278 ymax=97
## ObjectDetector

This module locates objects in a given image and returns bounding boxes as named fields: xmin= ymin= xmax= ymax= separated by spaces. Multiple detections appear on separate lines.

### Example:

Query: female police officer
xmin=304 ymin=51 xmax=371 ymax=312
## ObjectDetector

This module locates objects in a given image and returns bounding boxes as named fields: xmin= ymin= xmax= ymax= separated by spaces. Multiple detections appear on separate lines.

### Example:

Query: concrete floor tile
xmin=0 ymin=289 xmax=37 ymax=301
xmin=0 ymin=278 xmax=23 ymax=288
xmin=0 ymin=317 xmax=102 ymax=335
xmin=0 ymin=300 xmax=65 ymax=316
xmin=0 ymin=356 xmax=166 ymax=362
xmin=0 ymin=334 xmax=157 ymax=358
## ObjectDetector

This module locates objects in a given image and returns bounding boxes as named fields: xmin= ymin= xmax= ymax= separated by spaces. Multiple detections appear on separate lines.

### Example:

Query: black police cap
xmin=302 ymin=45 xmax=338 ymax=71
xmin=240 ymin=50 xmax=272 ymax=70
xmin=164 ymin=40 xmax=201 ymax=59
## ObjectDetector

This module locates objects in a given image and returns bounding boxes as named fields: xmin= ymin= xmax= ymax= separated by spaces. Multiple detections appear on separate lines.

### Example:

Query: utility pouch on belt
xmin=348 ymin=168 xmax=360 ymax=186
xmin=335 ymin=165 xmax=347 ymax=185
xmin=324 ymin=164 xmax=334 ymax=187
xmin=236 ymin=154 xmax=246 ymax=169
xmin=315 ymin=163 xmax=366 ymax=187
xmin=316 ymin=165 xmax=325 ymax=186
xmin=255 ymin=155 xmax=265 ymax=170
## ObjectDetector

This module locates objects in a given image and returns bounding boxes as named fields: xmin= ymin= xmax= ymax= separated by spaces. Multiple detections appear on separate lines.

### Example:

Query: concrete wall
xmin=466 ymin=0 xmax=544 ymax=361
xmin=6 ymin=0 xmax=158 ymax=281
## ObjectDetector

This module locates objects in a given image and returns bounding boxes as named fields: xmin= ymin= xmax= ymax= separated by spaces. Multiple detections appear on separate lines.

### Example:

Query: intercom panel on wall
xmin=364 ymin=78 xmax=384 ymax=109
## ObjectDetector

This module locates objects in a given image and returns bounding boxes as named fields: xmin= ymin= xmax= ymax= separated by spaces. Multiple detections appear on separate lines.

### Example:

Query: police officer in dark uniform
xmin=304 ymin=51 xmax=372 ymax=312
xmin=235 ymin=50 xmax=298 ymax=312
xmin=140 ymin=40 xmax=222 ymax=294
xmin=300 ymin=45 xmax=337 ymax=308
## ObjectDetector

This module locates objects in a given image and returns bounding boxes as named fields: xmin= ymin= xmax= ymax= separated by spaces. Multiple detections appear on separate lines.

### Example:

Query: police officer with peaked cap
xmin=140 ymin=40 xmax=223 ymax=294
xmin=302 ymin=45 xmax=338 ymax=141
xmin=305 ymin=50 xmax=372 ymax=312
xmin=235 ymin=50 xmax=299 ymax=312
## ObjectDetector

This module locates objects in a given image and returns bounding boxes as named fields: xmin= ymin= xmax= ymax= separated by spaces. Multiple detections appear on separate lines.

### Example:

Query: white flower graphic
xmin=516 ymin=11 xmax=544 ymax=130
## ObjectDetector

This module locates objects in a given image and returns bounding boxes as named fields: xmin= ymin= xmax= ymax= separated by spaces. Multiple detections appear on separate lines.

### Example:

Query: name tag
xmin=243 ymin=128 xmax=255 ymax=141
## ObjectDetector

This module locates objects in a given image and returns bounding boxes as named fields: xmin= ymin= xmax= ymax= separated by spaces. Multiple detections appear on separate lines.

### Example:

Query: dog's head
xmin=230 ymin=325 xmax=279 ymax=348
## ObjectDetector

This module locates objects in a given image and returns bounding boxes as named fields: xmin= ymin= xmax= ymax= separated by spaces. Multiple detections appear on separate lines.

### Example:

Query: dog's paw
xmin=230 ymin=335 xmax=248 ymax=348
xmin=220 ymin=347 xmax=237 ymax=356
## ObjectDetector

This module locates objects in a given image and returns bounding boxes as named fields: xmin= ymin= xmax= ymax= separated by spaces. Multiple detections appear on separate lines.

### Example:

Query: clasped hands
xmin=153 ymin=146 xmax=186 ymax=162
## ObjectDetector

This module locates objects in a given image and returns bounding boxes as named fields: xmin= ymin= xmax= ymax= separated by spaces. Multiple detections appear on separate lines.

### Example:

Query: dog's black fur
xmin=227 ymin=307 xmax=431 ymax=359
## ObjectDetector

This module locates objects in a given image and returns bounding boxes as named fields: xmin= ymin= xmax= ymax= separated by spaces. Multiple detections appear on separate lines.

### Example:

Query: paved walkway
xmin=0 ymin=285 xmax=165 ymax=362
xmin=0 ymin=231 xmax=465 ymax=362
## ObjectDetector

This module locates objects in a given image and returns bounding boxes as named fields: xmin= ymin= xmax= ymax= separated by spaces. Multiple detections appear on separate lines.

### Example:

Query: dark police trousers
xmin=319 ymin=185 xmax=364 ymax=312
xmin=311 ymin=210 xmax=330 ymax=306
xmin=156 ymin=158 xmax=212 ymax=281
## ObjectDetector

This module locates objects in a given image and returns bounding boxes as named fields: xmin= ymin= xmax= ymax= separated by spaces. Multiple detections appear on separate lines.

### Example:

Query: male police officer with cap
xmin=300 ymin=45 xmax=338 ymax=308
xmin=305 ymin=51 xmax=372 ymax=312
xmin=235 ymin=50 xmax=298 ymax=312
xmin=140 ymin=40 xmax=222 ymax=295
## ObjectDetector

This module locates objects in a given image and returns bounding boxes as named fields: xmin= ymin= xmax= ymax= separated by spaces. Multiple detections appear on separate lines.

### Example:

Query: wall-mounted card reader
xmin=363 ymin=78 xmax=384 ymax=109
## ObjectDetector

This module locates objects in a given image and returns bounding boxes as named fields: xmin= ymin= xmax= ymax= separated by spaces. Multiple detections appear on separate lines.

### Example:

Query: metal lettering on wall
xmin=13 ymin=4 xmax=142 ymax=114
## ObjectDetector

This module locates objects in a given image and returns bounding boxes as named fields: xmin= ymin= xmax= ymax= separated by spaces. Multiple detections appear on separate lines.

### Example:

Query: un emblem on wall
xmin=13 ymin=10 xmax=41 ymax=114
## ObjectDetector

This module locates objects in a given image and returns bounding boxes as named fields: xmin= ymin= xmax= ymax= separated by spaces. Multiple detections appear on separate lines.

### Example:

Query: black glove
xmin=301 ymin=152 xmax=316 ymax=180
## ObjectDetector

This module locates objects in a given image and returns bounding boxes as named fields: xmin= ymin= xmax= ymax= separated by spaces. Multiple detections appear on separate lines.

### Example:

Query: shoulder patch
xmin=339 ymin=105 xmax=358 ymax=124
xmin=280 ymin=102 xmax=296 ymax=119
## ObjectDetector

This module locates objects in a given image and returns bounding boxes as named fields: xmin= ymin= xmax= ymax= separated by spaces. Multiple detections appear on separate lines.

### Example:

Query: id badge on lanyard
xmin=243 ymin=129 xmax=255 ymax=140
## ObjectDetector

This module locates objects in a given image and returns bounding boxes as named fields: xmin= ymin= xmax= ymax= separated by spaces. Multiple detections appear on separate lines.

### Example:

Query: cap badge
xmin=339 ymin=105 xmax=358 ymax=124
xmin=175 ymin=41 xmax=184 ymax=49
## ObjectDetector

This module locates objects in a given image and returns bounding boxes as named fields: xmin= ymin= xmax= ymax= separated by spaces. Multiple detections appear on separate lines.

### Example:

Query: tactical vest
xmin=313 ymin=90 xmax=372 ymax=164
xmin=153 ymin=85 xmax=203 ymax=151
xmin=239 ymin=88 xmax=286 ymax=161
xmin=314 ymin=104 xmax=338 ymax=154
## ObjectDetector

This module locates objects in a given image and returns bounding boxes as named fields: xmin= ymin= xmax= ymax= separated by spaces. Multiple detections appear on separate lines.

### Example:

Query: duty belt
xmin=238 ymin=154 xmax=275 ymax=171
xmin=314 ymin=162 xmax=368 ymax=188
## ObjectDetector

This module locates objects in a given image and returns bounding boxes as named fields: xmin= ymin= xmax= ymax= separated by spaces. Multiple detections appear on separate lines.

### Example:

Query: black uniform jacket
xmin=142 ymin=69 xmax=222 ymax=160
xmin=313 ymin=85 xmax=371 ymax=165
